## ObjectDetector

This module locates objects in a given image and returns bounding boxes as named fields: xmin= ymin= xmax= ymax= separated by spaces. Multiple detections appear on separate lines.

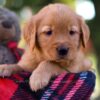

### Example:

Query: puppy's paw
xmin=29 ymin=71 xmax=50 ymax=91
xmin=0 ymin=64 xmax=13 ymax=77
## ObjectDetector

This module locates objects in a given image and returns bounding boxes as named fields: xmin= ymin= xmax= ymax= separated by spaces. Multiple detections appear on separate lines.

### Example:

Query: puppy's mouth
xmin=55 ymin=57 xmax=68 ymax=62
xmin=48 ymin=55 xmax=68 ymax=62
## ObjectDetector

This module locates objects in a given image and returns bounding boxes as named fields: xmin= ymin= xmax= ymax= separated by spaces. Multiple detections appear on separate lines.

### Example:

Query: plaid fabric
xmin=0 ymin=71 xmax=95 ymax=100
xmin=0 ymin=42 xmax=96 ymax=100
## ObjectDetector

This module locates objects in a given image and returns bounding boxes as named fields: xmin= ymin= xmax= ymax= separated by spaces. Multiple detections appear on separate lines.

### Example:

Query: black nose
xmin=57 ymin=46 xmax=69 ymax=57
xmin=2 ymin=20 xmax=13 ymax=28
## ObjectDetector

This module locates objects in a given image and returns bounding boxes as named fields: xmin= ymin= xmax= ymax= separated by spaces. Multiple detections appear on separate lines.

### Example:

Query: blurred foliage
xmin=2 ymin=0 xmax=75 ymax=13
xmin=5 ymin=0 xmax=54 ymax=12
xmin=88 ymin=0 xmax=100 ymax=75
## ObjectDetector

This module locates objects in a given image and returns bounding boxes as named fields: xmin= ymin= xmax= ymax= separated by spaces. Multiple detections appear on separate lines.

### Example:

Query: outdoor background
xmin=0 ymin=0 xmax=100 ymax=100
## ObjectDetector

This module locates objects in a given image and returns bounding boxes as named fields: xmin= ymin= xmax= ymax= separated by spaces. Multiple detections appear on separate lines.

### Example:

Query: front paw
xmin=29 ymin=71 xmax=50 ymax=91
xmin=0 ymin=64 xmax=13 ymax=77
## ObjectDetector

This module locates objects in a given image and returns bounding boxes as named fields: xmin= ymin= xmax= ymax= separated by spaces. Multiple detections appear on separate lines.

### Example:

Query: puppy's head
xmin=24 ymin=3 xmax=90 ymax=63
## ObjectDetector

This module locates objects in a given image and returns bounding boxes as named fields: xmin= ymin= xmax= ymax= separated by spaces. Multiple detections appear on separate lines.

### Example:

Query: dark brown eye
xmin=69 ymin=30 xmax=76 ymax=35
xmin=46 ymin=30 xmax=52 ymax=36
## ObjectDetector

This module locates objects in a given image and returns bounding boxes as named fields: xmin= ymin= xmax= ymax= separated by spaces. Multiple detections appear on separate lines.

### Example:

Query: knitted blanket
xmin=0 ymin=71 xmax=95 ymax=100
xmin=0 ymin=42 xmax=96 ymax=100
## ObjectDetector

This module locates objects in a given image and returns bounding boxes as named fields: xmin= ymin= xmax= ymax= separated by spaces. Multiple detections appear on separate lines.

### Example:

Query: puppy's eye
xmin=69 ymin=30 xmax=76 ymax=35
xmin=45 ymin=30 xmax=52 ymax=36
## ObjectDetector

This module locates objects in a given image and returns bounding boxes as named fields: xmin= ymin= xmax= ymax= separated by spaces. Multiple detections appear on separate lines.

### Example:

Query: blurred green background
xmin=0 ymin=0 xmax=100 ymax=99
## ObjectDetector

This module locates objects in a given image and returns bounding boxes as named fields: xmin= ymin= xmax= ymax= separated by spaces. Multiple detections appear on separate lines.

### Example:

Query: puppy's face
xmin=38 ymin=15 xmax=80 ymax=62
xmin=24 ymin=4 xmax=90 ymax=64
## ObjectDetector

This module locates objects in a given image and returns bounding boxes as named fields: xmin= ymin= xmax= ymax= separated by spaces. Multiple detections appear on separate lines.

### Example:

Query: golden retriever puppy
xmin=0 ymin=3 xmax=91 ymax=91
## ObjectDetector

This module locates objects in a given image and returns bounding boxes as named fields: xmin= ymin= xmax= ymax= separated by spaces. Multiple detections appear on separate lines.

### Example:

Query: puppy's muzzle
xmin=57 ymin=46 xmax=69 ymax=58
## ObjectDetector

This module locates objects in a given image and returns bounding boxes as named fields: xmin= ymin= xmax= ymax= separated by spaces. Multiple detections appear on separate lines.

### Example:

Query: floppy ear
xmin=23 ymin=17 xmax=37 ymax=50
xmin=78 ymin=16 xmax=90 ymax=48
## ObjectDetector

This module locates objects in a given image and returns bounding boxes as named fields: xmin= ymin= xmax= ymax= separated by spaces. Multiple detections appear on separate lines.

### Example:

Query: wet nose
xmin=2 ymin=20 xmax=13 ymax=28
xmin=57 ymin=46 xmax=69 ymax=57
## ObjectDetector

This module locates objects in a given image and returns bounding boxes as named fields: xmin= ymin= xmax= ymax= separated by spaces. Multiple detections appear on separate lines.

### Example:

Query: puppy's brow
xmin=41 ymin=26 xmax=51 ymax=32
xmin=71 ymin=26 xmax=79 ymax=31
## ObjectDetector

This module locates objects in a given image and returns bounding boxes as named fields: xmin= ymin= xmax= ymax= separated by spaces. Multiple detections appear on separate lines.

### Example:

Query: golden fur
xmin=0 ymin=4 xmax=91 ymax=91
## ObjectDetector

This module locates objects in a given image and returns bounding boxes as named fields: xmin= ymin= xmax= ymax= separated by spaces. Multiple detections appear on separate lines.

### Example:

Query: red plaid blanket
xmin=0 ymin=71 xmax=95 ymax=100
